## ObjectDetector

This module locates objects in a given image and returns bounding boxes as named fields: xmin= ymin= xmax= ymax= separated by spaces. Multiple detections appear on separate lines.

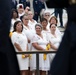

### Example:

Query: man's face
xmin=18 ymin=8 xmax=24 ymax=14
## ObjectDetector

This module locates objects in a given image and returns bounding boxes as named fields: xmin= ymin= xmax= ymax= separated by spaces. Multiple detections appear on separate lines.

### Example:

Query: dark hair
xmin=28 ymin=9 xmax=30 ymax=11
xmin=13 ymin=21 xmax=23 ymax=32
xmin=35 ymin=23 xmax=42 ymax=29
xmin=11 ymin=9 xmax=18 ymax=18
xmin=40 ymin=18 xmax=48 ymax=23
xmin=49 ymin=23 xmax=57 ymax=28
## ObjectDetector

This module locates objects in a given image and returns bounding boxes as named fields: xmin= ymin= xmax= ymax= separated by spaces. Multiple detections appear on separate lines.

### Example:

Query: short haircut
xmin=35 ymin=23 xmax=42 ymax=29
xmin=40 ymin=18 xmax=48 ymax=23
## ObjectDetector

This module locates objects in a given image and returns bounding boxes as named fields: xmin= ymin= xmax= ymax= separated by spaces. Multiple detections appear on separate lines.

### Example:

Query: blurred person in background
xmin=40 ymin=18 xmax=49 ymax=39
xmin=24 ymin=6 xmax=30 ymax=14
xmin=11 ymin=0 xmax=17 ymax=9
xmin=33 ymin=0 xmax=45 ymax=22
xmin=43 ymin=10 xmax=51 ymax=21
xmin=42 ymin=10 xmax=51 ymax=30
xmin=19 ymin=0 xmax=30 ymax=9
xmin=10 ymin=9 xmax=21 ymax=32
xmin=54 ymin=8 xmax=64 ymax=28
xmin=48 ymin=16 xmax=62 ymax=36
xmin=28 ymin=10 xmax=37 ymax=34
xmin=17 ymin=3 xmax=25 ymax=18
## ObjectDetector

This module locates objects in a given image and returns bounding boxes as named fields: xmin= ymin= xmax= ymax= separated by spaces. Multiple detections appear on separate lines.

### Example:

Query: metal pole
xmin=36 ymin=53 xmax=40 ymax=75
xmin=17 ymin=51 xmax=57 ymax=75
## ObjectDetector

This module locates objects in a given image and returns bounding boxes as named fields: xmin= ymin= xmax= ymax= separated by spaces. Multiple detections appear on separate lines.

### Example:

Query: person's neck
xmin=43 ymin=28 xmax=47 ymax=31
xmin=51 ymin=31 xmax=55 ymax=35
xmin=24 ymin=24 xmax=28 ymax=27
xmin=37 ymin=33 xmax=42 ymax=36
xmin=19 ymin=12 xmax=22 ymax=14
xmin=13 ymin=17 xmax=17 ymax=20
xmin=38 ymin=34 xmax=43 ymax=38
xmin=30 ymin=19 xmax=34 ymax=22
xmin=16 ymin=31 xmax=22 ymax=34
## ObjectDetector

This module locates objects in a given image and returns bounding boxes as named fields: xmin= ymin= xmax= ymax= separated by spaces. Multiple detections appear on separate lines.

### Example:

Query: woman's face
xmin=50 ymin=18 xmax=57 ymax=24
xmin=13 ymin=11 xmax=17 ymax=18
xmin=28 ymin=11 xmax=33 ymax=19
xmin=50 ymin=24 xmax=56 ymax=32
xmin=44 ymin=13 xmax=50 ymax=20
xmin=18 ymin=8 xmax=24 ymax=14
xmin=35 ymin=25 xmax=42 ymax=35
xmin=41 ymin=20 xmax=48 ymax=29
xmin=16 ymin=22 xmax=22 ymax=32
xmin=22 ymin=16 xmax=29 ymax=25
xmin=24 ymin=6 xmax=30 ymax=14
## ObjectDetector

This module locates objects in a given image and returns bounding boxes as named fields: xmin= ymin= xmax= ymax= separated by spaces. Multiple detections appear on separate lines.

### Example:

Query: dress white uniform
xmin=28 ymin=20 xmax=37 ymax=34
xmin=11 ymin=32 xmax=29 ymax=70
xmin=48 ymin=33 xmax=62 ymax=49
xmin=22 ymin=25 xmax=35 ymax=67
xmin=48 ymin=32 xmax=62 ymax=65
xmin=30 ymin=33 xmax=50 ymax=71
xmin=41 ymin=29 xmax=50 ymax=41
xmin=22 ymin=24 xmax=35 ymax=50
